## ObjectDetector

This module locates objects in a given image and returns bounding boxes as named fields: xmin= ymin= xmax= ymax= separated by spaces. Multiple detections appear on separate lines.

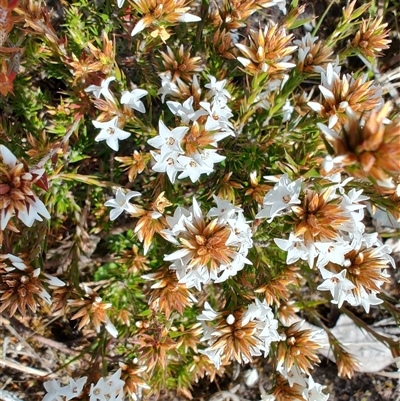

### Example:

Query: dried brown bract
xmin=160 ymin=45 xmax=202 ymax=82
xmin=143 ymin=266 xmax=195 ymax=318
xmin=318 ymin=102 xmax=400 ymax=187
xmin=235 ymin=24 xmax=297 ymax=76
xmin=276 ymin=321 xmax=321 ymax=375
xmin=352 ymin=16 xmax=391 ymax=58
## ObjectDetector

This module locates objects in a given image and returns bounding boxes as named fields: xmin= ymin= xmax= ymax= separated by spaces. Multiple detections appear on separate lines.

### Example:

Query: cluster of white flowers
xmin=198 ymin=299 xmax=281 ymax=369
xmin=0 ymin=145 xmax=50 ymax=229
xmin=148 ymin=75 xmax=235 ymax=183
xmin=278 ymin=364 xmax=329 ymax=401
xmin=162 ymin=196 xmax=253 ymax=290
xmin=85 ymin=76 xmax=148 ymax=151
xmin=43 ymin=369 xmax=125 ymax=401
xmin=308 ymin=63 xmax=383 ymax=128
xmin=256 ymin=173 xmax=394 ymax=313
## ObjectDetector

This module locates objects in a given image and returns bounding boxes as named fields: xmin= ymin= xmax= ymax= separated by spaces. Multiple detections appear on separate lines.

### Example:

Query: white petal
xmin=0 ymin=145 xmax=17 ymax=167
xmin=177 ymin=13 xmax=201 ymax=22
xmin=131 ymin=19 xmax=147 ymax=36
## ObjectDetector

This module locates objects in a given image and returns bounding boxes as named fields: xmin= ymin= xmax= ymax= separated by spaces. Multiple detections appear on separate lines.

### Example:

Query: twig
xmin=33 ymin=115 xmax=82 ymax=170
xmin=8 ymin=317 xmax=80 ymax=357
xmin=0 ymin=389 xmax=24 ymax=401
xmin=1 ymin=319 xmax=52 ymax=372
xmin=0 ymin=358 xmax=56 ymax=379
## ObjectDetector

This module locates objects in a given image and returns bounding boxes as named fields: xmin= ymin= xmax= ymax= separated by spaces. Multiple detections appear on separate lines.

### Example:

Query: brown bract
xmin=212 ymin=27 xmax=237 ymax=60
xmin=325 ymin=103 xmax=400 ymax=186
xmin=292 ymin=188 xmax=350 ymax=243
xmin=115 ymin=150 xmax=150 ymax=182
xmin=211 ymin=309 xmax=261 ymax=365
xmin=235 ymin=24 xmax=297 ymax=76
xmin=69 ymin=290 xmax=112 ymax=333
xmin=276 ymin=321 xmax=321 ymax=375
xmin=0 ymin=257 xmax=44 ymax=316
xmin=352 ymin=16 xmax=391 ymax=58
xmin=273 ymin=374 xmax=304 ymax=401
xmin=160 ymin=45 xmax=202 ymax=82
xmin=145 ymin=266 xmax=194 ymax=319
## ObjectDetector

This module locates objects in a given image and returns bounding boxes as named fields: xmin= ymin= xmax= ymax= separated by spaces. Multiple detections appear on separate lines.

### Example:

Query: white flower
xmin=302 ymin=375 xmax=329 ymax=401
xmin=158 ymin=71 xmax=180 ymax=102
xmin=85 ymin=76 xmax=116 ymax=102
xmin=204 ymin=75 xmax=231 ymax=105
xmin=117 ymin=0 xmax=125 ymax=7
xmin=260 ymin=395 xmax=276 ymax=401
xmin=177 ymin=12 xmax=201 ymax=22
xmin=60 ymin=377 xmax=87 ymax=401
xmin=93 ymin=116 xmax=131 ymax=151
xmin=345 ymin=288 xmax=383 ymax=313
xmin=150 ymin=150 xmax=183 ymax=184
xmin=147 ymin=120 xmax=188 ymax=160
xmin=43 ymin=379 xmax=64 ymax=401
xmin=121 ymin=88 xmax=148 ymax=113
xmin=207 ymin=195 xmax=242 ymax=222
xmin=314 ymin=239 xmax=353 ymax=269
xmin=197 ymin=301 xmax=220 ymax=321
xmin=15 ymin=196 xmax=50 ymax=228
xmin=177 ymin=155 xmax=212 ymax=182
xmin=104 ymin=187 xmax=142 ymax=221
xmin=198 ymin=347 xmax=224 ymax=370
xmin=277 ymin=365 xmax=307 ymax=388
xmin=274 ymin=233 xmax=309 ymax=265
xmin=199 ymin=100 xmax=234 ymax=132
xmin=89 ymin=369 xmax=125 ymax=401
xmin=192 ymin=149 xmax=226 ymax=172
xmin=167 ymin=96 xmax=206 ymax=123
xmin=256 ymin=174 xmax=302 ymax=221
xmin=317 ymin=268 xmax=356 ymax=308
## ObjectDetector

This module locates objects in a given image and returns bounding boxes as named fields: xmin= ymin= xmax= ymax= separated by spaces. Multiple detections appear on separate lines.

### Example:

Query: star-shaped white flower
xmin=85 ymin=76 xmax=116 ymax=102
xmin=120 ymin=88 xmax=148 ymax=113
xmin=60 ymin=377 xmax=87 ymax=401
xmin=93 ymin=116 xmax=131 ymax=151
xmin=43 ymin=379 xmax=64 ymax=401
xmin=317 ymin=268 xmax=355 ymax=308
xmin=256 ymin=174 xmax=302 ymax=221
xmin=147 ymin=120 xmax=188 ymax=160
xmin=150 ymin=150 xmax=183 ymax=184
xmin=104 ymin=188 xmax=142 ymax=221
xmin=274 ymin=233 xmax=309 ymax=265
